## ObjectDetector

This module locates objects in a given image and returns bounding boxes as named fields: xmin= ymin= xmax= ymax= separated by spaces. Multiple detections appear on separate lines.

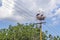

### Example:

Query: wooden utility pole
xmin=36 ymin=11 xmax=46 ymax=40
xmin=40 ymin=23 xmax=42 ymax=40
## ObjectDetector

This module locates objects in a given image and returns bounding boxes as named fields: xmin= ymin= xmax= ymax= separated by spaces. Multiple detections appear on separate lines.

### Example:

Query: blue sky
xmin=0 ymin=0 xmax=2 ymax=6
xmin=0 ymin=0 xmax=60 ymax=36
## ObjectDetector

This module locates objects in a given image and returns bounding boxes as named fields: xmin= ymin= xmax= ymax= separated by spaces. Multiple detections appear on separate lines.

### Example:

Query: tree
xmin=0 ymin=23 xmax=60 ymax=40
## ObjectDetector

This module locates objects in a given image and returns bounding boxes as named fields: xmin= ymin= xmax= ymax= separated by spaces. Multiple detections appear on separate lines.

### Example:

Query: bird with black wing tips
xmin=36 ymin=13 xmax=45 ymax=20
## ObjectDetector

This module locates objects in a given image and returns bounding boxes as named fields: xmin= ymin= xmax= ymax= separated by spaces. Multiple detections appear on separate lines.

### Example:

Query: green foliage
xmin=0 ymin=23 xmax=60 ymax=40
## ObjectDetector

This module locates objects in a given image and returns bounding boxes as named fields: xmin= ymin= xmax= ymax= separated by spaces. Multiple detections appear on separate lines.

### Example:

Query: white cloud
xmin=0 ymin=0 xmax=14 ymax=19
xmin=0 ymin=0 xmax=60 ymax=24
xmin=52 ymin=17 xmax=57 ymax=21
xmin=54 ymin=8 xmax=60 ymax=16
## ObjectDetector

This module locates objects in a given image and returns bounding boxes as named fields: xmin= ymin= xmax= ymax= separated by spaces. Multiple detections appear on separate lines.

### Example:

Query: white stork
xmin=36 ymin=13 xmax=45 ymax=20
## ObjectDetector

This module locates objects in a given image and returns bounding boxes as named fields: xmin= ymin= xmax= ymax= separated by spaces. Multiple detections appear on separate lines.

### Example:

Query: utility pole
xmin=36 ymin=10 xmax=46 ymax=40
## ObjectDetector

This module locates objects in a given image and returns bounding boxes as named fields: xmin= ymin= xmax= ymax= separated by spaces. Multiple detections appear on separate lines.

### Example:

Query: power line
xmin=6 ymin=0 xmax=35 ymax=21
xmin=3 ymin=0 xmax=33 ymax=21
xmin=47 ymin=26 xmax=58 ymax=35
xmin=8 ymin=0 xmax=34 ymax=17
xmin=44 ymin=25 xmax=54 ymax=35
xmin=14 ymin=0 xmax=34 ymax=16
xmin=46 ymin=24 xmax=60 ymax=35
xmin=4 ymin=2 xmax=37 ymax=21
xmin=49 ymin=25 xmax=60 ymax=35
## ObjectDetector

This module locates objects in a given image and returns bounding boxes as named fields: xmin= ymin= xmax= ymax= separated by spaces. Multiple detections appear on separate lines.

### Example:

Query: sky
xmin=0 ymin=0 xmax=60 ymax=36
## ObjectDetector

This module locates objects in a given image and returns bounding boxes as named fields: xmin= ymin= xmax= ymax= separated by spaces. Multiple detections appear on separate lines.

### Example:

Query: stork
xmin=36 ymin=13 xmax=45 ymax=20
